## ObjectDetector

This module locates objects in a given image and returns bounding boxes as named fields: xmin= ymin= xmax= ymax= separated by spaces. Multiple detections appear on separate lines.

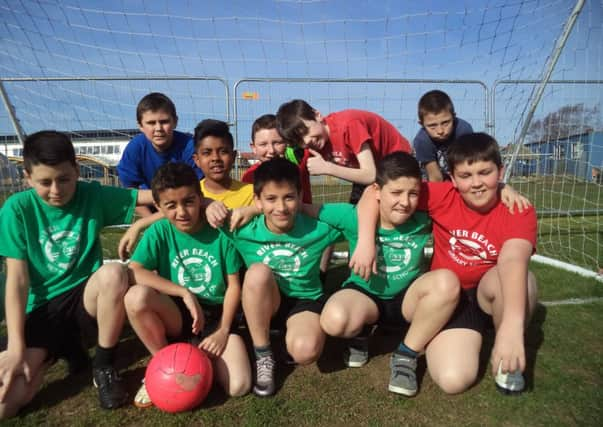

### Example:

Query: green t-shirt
xmin=221 ymin=213 xmax=342 ymax=300
xmin=131 ymin=218 xmax=242 ymax=305
xmin=319 ymin=203 xmax=431 ymax=299
xmin=0 ymin=181 xmax=137 ymax=313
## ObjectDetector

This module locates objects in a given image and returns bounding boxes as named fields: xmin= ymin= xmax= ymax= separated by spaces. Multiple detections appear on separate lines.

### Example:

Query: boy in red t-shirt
xmin=276 ymin=99 xmax=411 ymax=204
xmin=353 ymin=132 xmax=537 ymax=395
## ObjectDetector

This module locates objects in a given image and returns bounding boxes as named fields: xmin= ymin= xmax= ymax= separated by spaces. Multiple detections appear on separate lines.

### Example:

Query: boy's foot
xmin=133 ymin=381 xmax=153 ymax=408
xmin=343 ymin=336 xmax=369 ymax=368
xmin=253 ymin=354 xmax=276 ymax=397
xmin=93 ymin=366 xmax=128 ymax=409
xmin=388 ymin=352 xmax=418 ymax=396
xmin=495 ymin=366 xmax=525 ymax=395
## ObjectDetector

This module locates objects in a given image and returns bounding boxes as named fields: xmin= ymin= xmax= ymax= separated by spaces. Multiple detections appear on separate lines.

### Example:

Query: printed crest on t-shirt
xmin=41 ymin=228 xmax=80 ymax=272
xmin=447 ymin=229 xmax=498 ymax=267
xmin=172 ymin=248 xmax=219 ymax=296
xmin=257 ymin=242 xmax=308 ymax=278
xmin=375 ymin=237 xmax=416 ymax=281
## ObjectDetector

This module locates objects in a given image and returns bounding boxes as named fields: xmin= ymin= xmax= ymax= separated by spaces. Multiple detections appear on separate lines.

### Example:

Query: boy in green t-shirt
xmin=220 ymin=157 xmax=342 ymax=397
xmin=0 ymin=131 xmax=154 ymax=418
xmin=315 ymin=151 xmax=459 ymax=397
xmin=124 ymin=162 xmax=251 ymax=407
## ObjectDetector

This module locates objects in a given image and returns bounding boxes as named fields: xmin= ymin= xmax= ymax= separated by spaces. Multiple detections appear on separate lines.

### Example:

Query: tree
xmin=526 ymin=103 xmax=601 ymax=142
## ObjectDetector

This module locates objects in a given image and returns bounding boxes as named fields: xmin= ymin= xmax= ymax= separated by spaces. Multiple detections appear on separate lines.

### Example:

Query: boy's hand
xmin=229 ymin=206 xmax=260 ymax=231
xmin=199 ymin=328 xmax=228 ymax=358
xmin=118 ymin=225 xmax=142 ymax=260
xmin=0 ymin=351 xmax=30 ymax=402
xmin=181 ymin=292 xmax=204 ymax=335
xmin=500 ymin=184 xmax=531 ymax=214
xmin=205 ymin=201 xmax=230 ymax=229
xmin=349 ymin=243 xmax=377 ymax=282
xmin=491 ymin=321 xmax=526 ymax=376
xmin=307 ymin=149 xmax=332 ymax=176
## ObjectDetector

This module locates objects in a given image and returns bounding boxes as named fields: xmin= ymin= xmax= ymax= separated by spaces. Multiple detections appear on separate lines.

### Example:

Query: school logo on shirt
xmin=448 ymin=229 xmax=498 ymax=267
xmin=41 ymin=229 xmax=80 ymax=272
xmin=376 ymin=240 xmax=413 ymax=278
xmin=172 ymin=249 xmax=219 ymax=295
xmin=257 ymin=242 xmax=307 ymax=277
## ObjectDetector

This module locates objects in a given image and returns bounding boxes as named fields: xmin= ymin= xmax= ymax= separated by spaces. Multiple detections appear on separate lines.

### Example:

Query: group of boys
xmin=0 ymin=89 xmax=537 ymax=418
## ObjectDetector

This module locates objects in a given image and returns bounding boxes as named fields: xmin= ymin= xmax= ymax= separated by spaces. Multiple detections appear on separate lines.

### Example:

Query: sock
xmin=254 ymin=344 xmax=273 ymax=359
xmin=395 ymin=342 xmax=418 ymax=359
xmin=93 ymin=344 xmax=117 ymax=369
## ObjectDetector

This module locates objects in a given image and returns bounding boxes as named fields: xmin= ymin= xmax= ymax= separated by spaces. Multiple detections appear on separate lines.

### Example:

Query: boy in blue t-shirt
xmin=0 ymin=131 xmax=154 ymax=418
xmin=413 ymin=90 xmax=473 ymax=182
xmin=124 ymin=162 xmax=251 ymax=407
xmin=117 ymin=92 xmax=203 ymax=217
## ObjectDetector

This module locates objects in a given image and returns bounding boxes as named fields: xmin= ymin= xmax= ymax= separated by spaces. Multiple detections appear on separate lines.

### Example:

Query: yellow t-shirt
xmin=200 ymin=179 xmax=254 ymax=209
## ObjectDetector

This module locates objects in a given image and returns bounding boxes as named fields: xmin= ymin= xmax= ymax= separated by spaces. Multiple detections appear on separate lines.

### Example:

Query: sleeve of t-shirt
xmin=99 ymin=185 xmax=138 ymax=226
xmin=413 ymin=129 xmax=436 ymax=164
xmin=317 ymin=203 xmax=357 ymax=240
xmin=0 ymin=196 xmax=26 ymax=260
xmin=221 ymin=235 xmax=243 ymax=275
xmin=503 ymin=206 xmax=538 ymax=249
xmin=345 ymin=120 xmax=373 ymax=154
xmin=181 ymin=136 xmax=204 ymax=179
xmin=455 ymin=118 xmax=474 ymax=136
xmin=417 ymin=181 xmax=454 ymax=212
xmin=117 ymin=139 xmax=143 ymax=188
xmin=131 ymin=223 xmax=162 ymax=271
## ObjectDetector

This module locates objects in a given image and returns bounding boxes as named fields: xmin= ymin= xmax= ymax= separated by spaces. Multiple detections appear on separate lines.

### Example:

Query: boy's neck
xmin=203 ymin=176 xmax=233 ymax=194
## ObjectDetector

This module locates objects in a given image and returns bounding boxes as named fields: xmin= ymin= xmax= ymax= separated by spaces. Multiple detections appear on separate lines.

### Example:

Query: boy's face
xmin=138 ymin=109 xmax=177 ymax=152
xmin=155 ymin=185 xmax=203 ymax=233
xmin=421 ymin=111 xmax=454 ymax=143
xmin=254 ymin=181 xmax=300 ymax=234
xmin=300 ymin=112 xmax=329 ymax=150
xmin=193 ymin=136 xmax=235 ymax=184
xmin=376 ymin=176 xmax=421 ymax=229
xmin=251 ymin=128 xmax=286 ymax=162
xmin=25 ymin=161 xmax=79 ymax=207
xmin=450 ymin=160 xmax=504 ymax=213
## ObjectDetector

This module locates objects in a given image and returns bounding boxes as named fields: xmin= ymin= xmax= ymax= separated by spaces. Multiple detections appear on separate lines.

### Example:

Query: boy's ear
xmin=498 ymin=165 xmax=505 ymax=182
xmin=314 ymin=110 xmax=323 ymax=122
xmin=373 ymin=182 xmax=381 ymax=202
xmin=253 ymin=194 xmax=263 ymax=211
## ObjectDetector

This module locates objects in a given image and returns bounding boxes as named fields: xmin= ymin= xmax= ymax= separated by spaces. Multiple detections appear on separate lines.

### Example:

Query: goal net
xmin=0 ymin=0 xmax=600 ymax=272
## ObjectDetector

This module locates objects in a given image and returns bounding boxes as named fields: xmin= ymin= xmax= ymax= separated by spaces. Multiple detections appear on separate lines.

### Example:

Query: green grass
xmin=2 ymin=262 xmax=602 ymax=426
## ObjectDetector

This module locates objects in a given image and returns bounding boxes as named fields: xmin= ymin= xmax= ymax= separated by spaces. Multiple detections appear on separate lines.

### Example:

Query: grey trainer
xmin=388 ymin=352 xmax=418 ymax=396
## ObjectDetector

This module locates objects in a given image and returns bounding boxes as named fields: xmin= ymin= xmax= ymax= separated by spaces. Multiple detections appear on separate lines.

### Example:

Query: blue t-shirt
xmin=117 ymin=130 xmax=203 ymax=189
xmin=413 ymin=117 xmax=473 ymax=177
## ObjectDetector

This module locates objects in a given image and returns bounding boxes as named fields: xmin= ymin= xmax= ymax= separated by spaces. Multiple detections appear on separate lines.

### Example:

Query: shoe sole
xmin=133 ymin=400 xmax=154 ymax=409
xmin=388 ymin=384 xmax=417 ymax=397
xmin=253 ymin=386 xmax=275 ymax=397
xmin=92 ymin=378 xmax=128 ymax=409
xmin=344 ymin=359 xmax=368 ymax=368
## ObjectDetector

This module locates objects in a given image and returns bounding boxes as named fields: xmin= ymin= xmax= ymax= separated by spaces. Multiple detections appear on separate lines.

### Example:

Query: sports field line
xmin=541 ymin=297 xmax=603 ymax=306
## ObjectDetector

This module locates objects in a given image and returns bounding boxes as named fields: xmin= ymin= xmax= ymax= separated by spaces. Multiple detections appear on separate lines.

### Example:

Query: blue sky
xmin=0 ymin=0 xmax=601 ymax=147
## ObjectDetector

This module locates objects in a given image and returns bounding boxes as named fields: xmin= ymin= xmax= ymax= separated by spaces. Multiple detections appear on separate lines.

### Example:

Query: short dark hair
xmin=251 ymin=114 xmax=277 ymax=142
xmin=276 ymin=99 xmax=317 ymax=146
xmin=375 ymin=151 xmax=421 ymax=187
xmin=446 ymin=132 xmax=502 ymax=173
xmin=151 ymin=162 xmax=201 ymax=204
xmin=136 ymin=92 xmax=177 ymax=124
xmin=418 ymin=90 xmax=455 ymax=123
xmin=253 ymin=157 xmax=301 ymax=196
xmin=23 ymin=130 xmax=76 ymax=173
xmin=193 ymin=119 xmax=234 ymax=150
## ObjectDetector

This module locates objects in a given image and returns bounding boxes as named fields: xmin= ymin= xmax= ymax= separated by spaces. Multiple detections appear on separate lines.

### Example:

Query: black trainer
xmin=92 ymin=366 xmax=128 ymax=409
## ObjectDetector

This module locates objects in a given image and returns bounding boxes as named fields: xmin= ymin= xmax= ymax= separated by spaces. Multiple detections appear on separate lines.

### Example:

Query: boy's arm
xmin=490 ymin=238 xmax=533 ymax=376
xmin=128 ymin=262 xmax=203 ymax=335
xmin=424 ymin=161 xmax=444 ymax=182
xmin=307 ymin=144 xmax=377 ymax=184
xmin=0 ymin=258 xmax=32 ymax=402
xmin=118 ymin=211 xmax=164 ymax=260
xmin=199 ymin=273 xmax=241 ymax=357
xmin=135 ymin=189 xmax=154 ymax=207
xmin=500 ymin=184 xmax=531 ymax=214
xmin=349 ymin=186 xmax=379 ymax=281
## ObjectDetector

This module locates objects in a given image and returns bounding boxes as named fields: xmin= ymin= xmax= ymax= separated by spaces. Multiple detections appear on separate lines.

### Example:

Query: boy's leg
xmin=0 ymin=348 xmax=48 ymax=419
xmin=241 ymin=263 xmax=280 ymax=397
xmin=388 ymin=269 xmax=459 ymax=396
xmin=425 ymin=328 xmax=482 ymax=394
xmin=124 ymin=285 xmax=184 ymax=354
xmin=285 ymin=311 xmax=326 ymax=365
xmin=83 ymin=262 xmax=130 ymax=409
xmin=212 ymin=334 xmax=252 ymax=397
xmin=320 ymin=287 xmax=379 ymax=368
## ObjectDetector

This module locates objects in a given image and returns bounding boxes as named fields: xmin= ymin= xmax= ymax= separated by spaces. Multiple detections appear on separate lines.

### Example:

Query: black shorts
xmin=349 ymin=183 xmax=367 ymax=205
xmin=270 ymin=292 xmax=327 ymax=330
xmin=442 ymin=287 xmax=490 ymax=334
xmin=342 ymin=282 xmax=410 ymax=329
xmin=171 ymin=296 xmax=241 ymax=343
xmin=24 ymin=281 xmax=97 ymax=360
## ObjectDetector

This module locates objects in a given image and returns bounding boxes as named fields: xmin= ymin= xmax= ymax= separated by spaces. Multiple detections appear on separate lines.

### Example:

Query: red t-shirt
xmin=322 ymin=110 xmax=411 ymax=168
xmin=420 ymin=182 xmax=537 ymax=289
xmin=241 ymin=158 xmax=312 ymax=204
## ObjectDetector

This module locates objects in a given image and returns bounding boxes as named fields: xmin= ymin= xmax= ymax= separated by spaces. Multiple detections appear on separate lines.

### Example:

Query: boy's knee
xmin=287 ymin=336 xmax=322 ymax=365
xmin=96 ymin=263 xmax=129 ymax=297
xmin=243 ymin=264 xmax=274 ymax=294
xmin=0 ymin=377 xmax=30 ymax=420
xmin=124 ymin=285 xmax=150 ymax=314
xmin=432 ymin=368 xmax=476 ymax=395
xmin=227 ymin=376 xmax=251 ymax=397
xmin=433 ymin=270 xmax=460 ymax=302
xmin=320 ymin=307 xmax=349 ymax=337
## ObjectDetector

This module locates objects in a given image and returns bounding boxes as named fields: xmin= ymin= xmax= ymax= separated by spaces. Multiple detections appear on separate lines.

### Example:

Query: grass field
xmin=2 ymin=262 xmax=602 ymax=427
